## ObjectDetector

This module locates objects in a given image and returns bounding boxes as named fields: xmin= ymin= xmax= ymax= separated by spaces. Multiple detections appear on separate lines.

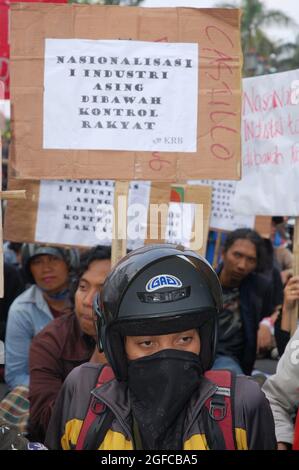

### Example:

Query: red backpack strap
xmin=76 ymin=364 xmax=114 ymax=450
xmin=204 ymin=369 xmax=237 ymax=450
xmin=293 ymin=410 xmax=299 ymax=450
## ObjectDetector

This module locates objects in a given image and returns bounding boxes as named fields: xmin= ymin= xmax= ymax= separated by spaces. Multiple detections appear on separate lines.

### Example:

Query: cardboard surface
xmin=0 ymin=0 xmax=9 ymax=100
xmin=4 ymin=178 xmax=40 ymax=244
xmin=10 ymin=4 xmax=242 ymax=182
xmin=0 ymin=0 xmax=67 ymax=100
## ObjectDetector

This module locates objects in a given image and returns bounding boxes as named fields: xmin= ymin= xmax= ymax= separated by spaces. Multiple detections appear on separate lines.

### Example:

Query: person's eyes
xmin=31 ymin=259 xmax=41 ymax=266
xmin=78 ymin=283 xmax=88 ymax=291
xmin=178 ymin=336 xmax=193 ymax=344
xmin=138 ymin=340 xmax=153 ymax=348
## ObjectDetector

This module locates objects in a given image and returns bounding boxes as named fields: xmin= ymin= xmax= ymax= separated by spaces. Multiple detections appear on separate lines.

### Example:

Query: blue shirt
xmin=5 ymin=285 xmax=54 ymax=389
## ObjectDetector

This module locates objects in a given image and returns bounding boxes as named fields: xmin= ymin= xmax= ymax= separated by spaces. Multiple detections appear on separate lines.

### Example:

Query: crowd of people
xmin=0 ymin=220 xmax=298 ymax=450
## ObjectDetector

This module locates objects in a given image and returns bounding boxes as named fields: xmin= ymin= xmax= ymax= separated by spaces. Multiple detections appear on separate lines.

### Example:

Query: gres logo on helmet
xmin=93 ymin=244 xmax=223 ymax=380
xmin=146 ymin=274 xmax=182 ymax=292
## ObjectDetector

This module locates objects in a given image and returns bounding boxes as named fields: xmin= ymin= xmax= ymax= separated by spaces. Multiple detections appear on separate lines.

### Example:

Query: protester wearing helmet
xmin=45 ymin=245 xmax=276 ymax=450
xmin=5 ymin=244 xmax=79 ymax=390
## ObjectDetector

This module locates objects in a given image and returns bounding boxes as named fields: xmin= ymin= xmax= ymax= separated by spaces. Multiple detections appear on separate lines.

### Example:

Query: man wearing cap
xmin=4 ymin=244 xmax=79 ymax=390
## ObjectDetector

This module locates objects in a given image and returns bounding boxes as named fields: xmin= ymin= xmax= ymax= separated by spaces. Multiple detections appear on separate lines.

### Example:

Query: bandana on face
xmin=127 ymin=349 xmax=203 ymax=450
xmin=40 ymin=287 xmax=70 ymax=300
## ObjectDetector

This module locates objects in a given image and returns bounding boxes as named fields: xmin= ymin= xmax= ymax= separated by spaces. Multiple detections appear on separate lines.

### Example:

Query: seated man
xmin=28 ymin=246 xmax=111 ymax=443
xmin=45 ymin=244 xmax=275 ymax=450
xmin=215 ymin=228 xmax=283 ymax=375
xmin=5 ymin=245 xmax=79 ymax=389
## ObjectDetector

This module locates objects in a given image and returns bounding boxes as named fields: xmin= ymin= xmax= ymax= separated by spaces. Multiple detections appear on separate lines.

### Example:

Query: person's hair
xmin=70 ymin=245 xmax=111 ymax=304
xmin=223 ymin=228 xmax=267 ymax=272
xmin=262 ymin=237 xmax=276 ymax=271
xmin=272 ymin=216 xmax=284 ymax=225
xmin=8 ymin=242 xmax=22 ymax=254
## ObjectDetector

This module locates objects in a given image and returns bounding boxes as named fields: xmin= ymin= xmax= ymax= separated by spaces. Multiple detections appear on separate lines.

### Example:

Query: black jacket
xmin=217 ymin=267 xmax=279 ymax=374
xmin=45 ymin=362 xmax=276 ymax=450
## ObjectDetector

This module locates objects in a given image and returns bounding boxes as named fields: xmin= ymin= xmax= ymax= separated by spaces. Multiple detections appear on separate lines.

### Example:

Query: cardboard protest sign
xmin=4 ymin=178 xmax=212 ymax=255
xmin=146 ymin=183 xmax=212 ymax=255
xmin=233 ymin=69 xmax=299 ymax=215
xmin=10 ymin=3 xmax=242 ymax=182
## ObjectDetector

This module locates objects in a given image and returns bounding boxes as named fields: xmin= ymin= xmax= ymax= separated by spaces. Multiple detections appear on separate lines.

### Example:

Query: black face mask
xmin=127 ymin=349 xmax=202 ymax=450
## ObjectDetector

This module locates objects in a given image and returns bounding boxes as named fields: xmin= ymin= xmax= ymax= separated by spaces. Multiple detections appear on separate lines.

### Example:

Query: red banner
xmin=0 ymin=0 xmax=67 ymax=99
xmin=0 ymin=0 xmax=9 ymax=99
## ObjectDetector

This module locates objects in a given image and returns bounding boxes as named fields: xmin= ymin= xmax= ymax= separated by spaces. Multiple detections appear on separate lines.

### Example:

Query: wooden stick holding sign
xmin=213 ymin=231 xmax=223 ymax=269
xmin=290 ymin=218 xmax=299 ymax=336
xmin=111 ymin=181 xmax=129 ymax=268
xmin=0 ymin=190 xmax=26 ymax=200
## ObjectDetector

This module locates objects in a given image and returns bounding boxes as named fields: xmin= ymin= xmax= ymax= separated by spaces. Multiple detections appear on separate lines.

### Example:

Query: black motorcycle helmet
xmin=93 ymin=244 xmax=223 ymax=380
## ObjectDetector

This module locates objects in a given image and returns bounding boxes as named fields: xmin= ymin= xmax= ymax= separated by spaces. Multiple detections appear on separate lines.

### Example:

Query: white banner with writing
xmin=36 ymin=180 xmax=115 ymax=247
xmin=43 ymin=39 xmax=198 ymax=152
xmin=35 ymin=180 xmax=198 ymax=249
xmin=233 ymin=69 xmax=299 ymax=215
